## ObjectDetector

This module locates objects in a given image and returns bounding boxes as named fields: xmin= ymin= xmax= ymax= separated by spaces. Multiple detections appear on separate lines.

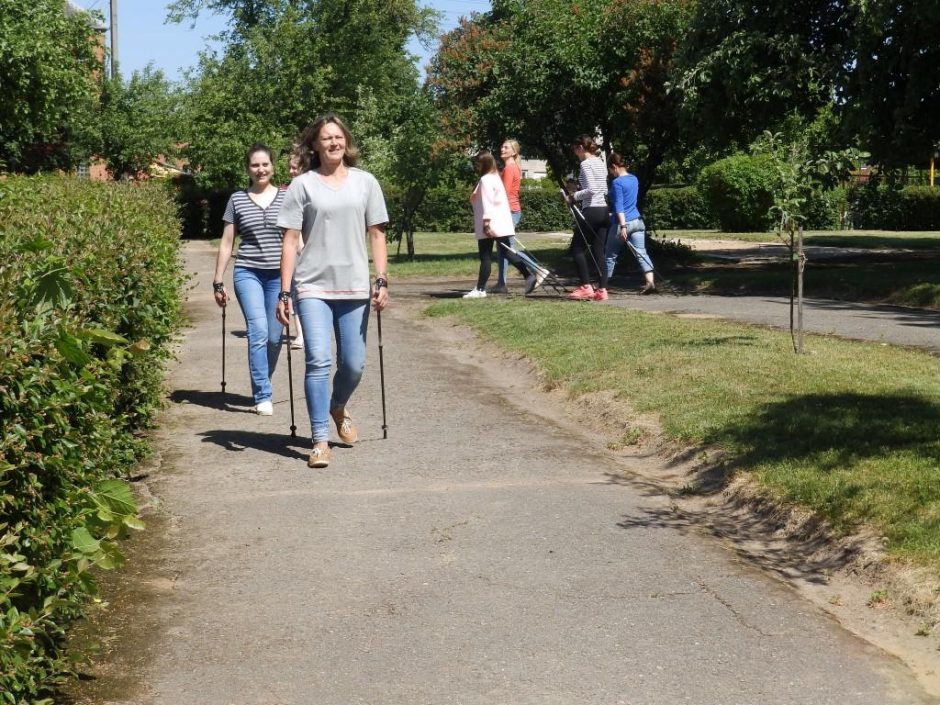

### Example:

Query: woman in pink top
xmin=495 ymin=139 xmax=523 ymax=291
xmin=463 ymin=150 xmax=543 ymax=299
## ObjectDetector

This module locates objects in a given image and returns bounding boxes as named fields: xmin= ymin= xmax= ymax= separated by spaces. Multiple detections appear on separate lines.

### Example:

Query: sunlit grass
xmin=427 ymin=299 xmax=940 ymax=571
xmin=661 ymin=229 xmax=940 ymax=250
xmin=387 ymin=231 xmax=570 ymax=279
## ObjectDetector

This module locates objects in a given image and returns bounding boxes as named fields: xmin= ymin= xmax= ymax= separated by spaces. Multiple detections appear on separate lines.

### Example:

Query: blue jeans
xmin=496 ymin=211 xmax=522 ymax=286
xmin=233 ymin=266 xmax=282 ymax=404
xmin=605 ymin=218 xmax=653 ymax=279
xmin=295 ymin=298 xmax=369 ymax=443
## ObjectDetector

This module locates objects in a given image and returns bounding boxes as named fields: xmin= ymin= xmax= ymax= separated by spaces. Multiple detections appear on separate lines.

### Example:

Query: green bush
xmin=697 ymin=154 xmax=775 ymax=232
xmin=0 ymin=175 xmax=185 ymax=701
xmin=803 ymin=186 xmax=848 ymax=230
xmin=414 ymin=183 xmax=474 ymax=233
xmin=644 ymin=185 xmax=716 ymax=229
xmin=171 ymin=178 xmax=235 ymax=239
xmin=849 ymin=183 xmax=940 ymax=230
xmin=387 ymin=181 xmax=571 ymax=234
xmin=517 ymin=188 xmax=571 ymax=232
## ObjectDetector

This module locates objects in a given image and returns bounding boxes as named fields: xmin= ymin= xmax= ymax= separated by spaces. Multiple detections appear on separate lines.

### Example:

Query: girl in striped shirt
xmin=565 ymin=135 xmax=609 ymax=301
xmin=212 ymin=143 xmax=286 ymax=415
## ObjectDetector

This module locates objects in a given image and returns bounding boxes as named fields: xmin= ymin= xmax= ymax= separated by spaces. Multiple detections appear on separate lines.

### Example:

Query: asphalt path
xmin=69 ymin=242 xmax=935 ymax=705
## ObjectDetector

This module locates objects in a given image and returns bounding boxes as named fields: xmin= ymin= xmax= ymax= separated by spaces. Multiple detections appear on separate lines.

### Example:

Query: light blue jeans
xmin=605 ymin=218 xmax=653 ymax=279
xmin=295 ymin=297 xmax=370 ymax=443
xmin=496 ymin=211 xmax=523 ymax=286
xmin=233 ymin=266 xmax=282 ymax=404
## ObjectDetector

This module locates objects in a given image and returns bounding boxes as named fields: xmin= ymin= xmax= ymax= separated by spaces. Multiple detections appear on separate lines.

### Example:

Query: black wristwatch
xmin=278 ymin=291 xmax=291 ymax=303
xmin=212 ymin=281 xmax=225 ymax=293
xmin=374 ymin=277 xmax=388 ymax=290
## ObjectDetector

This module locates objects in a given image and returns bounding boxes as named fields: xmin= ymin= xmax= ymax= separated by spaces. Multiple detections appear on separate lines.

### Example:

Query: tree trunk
xmin=796 ymin=225 xmax=805 ymax=354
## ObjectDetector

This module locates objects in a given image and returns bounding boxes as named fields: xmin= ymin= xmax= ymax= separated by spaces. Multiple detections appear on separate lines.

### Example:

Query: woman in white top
xmin=564 ymin=134 xmax=609 ymax=301
xmin=276 ymin=114 xmax=389 ymax=469
xmin=464 ymin=150 xmax=543 ymax=299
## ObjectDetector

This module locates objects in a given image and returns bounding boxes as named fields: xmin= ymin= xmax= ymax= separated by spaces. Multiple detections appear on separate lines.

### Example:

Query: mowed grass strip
xmin=673 ymin=260 xmax=940 ymax=310
xmin=660 ymin=229 xmax=940 ymax=251
xmin=388 ymin=232 xmax=570 ymax=280
xmin=426 ymin=299 xmax=940 ymax=572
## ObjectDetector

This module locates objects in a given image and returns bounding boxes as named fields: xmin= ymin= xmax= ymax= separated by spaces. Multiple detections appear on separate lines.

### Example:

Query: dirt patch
xmin=408 ymin=297 xmax=940 ymax=697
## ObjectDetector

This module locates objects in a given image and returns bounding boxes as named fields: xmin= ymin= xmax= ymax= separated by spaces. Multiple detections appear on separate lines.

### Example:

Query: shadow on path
xmin=610 ymin=392 xmax=940 ymax=584
xmin=198 ymin=429 xmax=309 ymax=461
xmin=170 ymin=389 xmax=254 ymax=411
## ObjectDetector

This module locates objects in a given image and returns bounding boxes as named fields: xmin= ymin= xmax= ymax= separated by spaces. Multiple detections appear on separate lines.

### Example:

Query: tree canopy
xmin=0 ymin=0 xmax=101 ymax=171
xmin=171 ymin=0 xmax=437 ymax=187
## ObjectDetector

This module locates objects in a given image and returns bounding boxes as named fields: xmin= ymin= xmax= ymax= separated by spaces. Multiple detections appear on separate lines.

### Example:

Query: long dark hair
xmin=244 ymin=142 xmax=274 ymax=186
xmin=297 ymin=113 xmax=360 ymax=171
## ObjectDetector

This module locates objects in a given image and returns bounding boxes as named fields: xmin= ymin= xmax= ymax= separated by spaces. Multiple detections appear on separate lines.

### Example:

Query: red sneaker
xmin=593 ymin=288 xmax=608 ymax=301
xmin=567 ymin=284 xmax=595 ymax=300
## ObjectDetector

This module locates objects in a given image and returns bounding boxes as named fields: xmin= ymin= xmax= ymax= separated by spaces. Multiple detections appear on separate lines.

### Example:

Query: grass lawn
xmin=388 ymin=231 xmax=570 ymax=280
xmin=386 ymin=232 xmax=939 ymax=310
xmin=660 ymin=229 xmax=940 ymax=251
xmin=426 ymin=298 xmax=940 ymax=573
xmin=672 ymin=260 xmax=940 ymax=310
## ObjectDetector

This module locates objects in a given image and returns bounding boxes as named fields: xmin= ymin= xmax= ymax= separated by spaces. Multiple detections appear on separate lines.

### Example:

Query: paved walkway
xmin=69 ymin=243 xmax=935 ymax=704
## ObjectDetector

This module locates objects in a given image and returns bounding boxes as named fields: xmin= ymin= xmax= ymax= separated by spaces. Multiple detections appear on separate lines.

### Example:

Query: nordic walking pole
xmin=376 ymin=309 xmax=388 ymax=439
xmin=284 ymin=323 xmax=297 ymax=438
xmin=221 ymin=302 xmax=227 ymax=403
xmin=568 ymin=198 xmax=606 ymax=283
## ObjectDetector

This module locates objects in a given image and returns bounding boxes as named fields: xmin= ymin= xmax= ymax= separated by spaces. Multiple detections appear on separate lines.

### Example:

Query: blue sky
xmin=72 ymin=0 xmax=491 ymax=81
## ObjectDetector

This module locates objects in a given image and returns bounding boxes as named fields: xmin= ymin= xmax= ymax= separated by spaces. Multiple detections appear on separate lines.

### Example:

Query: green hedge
xmin=384 ymin=183 xmax=573 ymax=234
xmin=697 ymin=154 xmax=775 ymax=232
xmin=803 ymin=186 xmax=848 ymax=230
xmin=644 ymin=185 xmax=716 ymax=229
xmin=849 ymin=183 xmax=940 ymax=230
xmin=0 ymin=176 xmax=185 ymax=701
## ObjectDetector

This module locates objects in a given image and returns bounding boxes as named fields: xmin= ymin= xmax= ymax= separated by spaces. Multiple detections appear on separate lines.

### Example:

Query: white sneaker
xmin=255 ymin=400 xmax=274 ymax=416
xmin=462 ymin=288 xmax=487 ymax=299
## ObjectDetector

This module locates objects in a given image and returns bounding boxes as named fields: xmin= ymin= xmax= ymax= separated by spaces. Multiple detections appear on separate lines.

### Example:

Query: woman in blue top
xmin=605 ymin=152 xmax=656 ymax=294
xmin=212 ymin=143 xmax=287 ymax=415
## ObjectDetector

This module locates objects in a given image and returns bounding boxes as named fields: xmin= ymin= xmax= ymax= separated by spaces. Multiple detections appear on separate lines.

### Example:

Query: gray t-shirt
xmin=277 ymin=168 xmax=388 ymax=301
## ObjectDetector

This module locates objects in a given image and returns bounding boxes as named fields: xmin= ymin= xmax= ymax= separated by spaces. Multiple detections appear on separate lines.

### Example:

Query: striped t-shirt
xmin=574 ymin=156 xmax=608 ymax=208
xmin=223 ymin=188 xmax=286 ymax=269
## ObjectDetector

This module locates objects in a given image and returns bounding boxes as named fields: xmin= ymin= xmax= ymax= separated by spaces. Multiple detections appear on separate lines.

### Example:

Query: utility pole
xmin=110 ymin=0 xmax=118 ymax=79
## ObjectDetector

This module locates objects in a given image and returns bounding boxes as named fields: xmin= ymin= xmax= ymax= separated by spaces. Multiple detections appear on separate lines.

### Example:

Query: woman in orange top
xmin=495 ymin=139 xmax=523 ymax=293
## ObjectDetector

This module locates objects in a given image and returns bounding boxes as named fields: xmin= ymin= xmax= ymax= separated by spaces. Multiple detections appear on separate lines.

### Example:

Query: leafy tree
xmin=843 ymin=0 xmax=940 ymax=168
xmin=751 ymin=131 xmax=866 ymax=352
xmin=598 ymin=0 xmax=693 ymax=193
xmin=359 ymin=86 xmax=467 ymax=257
xmin=172 ymin=0 xmax=436 ymax=187
xmin=0 ymin=0 xmax=101 ymax=172
xmin=428 ymin=0 xmax=691 ymax=192
xmin=99 ymin=67 xmax=181 ymax=179
xmin=673 ymin=0 xmax=854 ymax=153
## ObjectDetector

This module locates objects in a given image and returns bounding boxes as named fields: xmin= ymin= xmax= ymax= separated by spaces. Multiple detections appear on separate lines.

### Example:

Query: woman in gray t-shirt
xmin=276 ymin=113 xmax=389 ymax=469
